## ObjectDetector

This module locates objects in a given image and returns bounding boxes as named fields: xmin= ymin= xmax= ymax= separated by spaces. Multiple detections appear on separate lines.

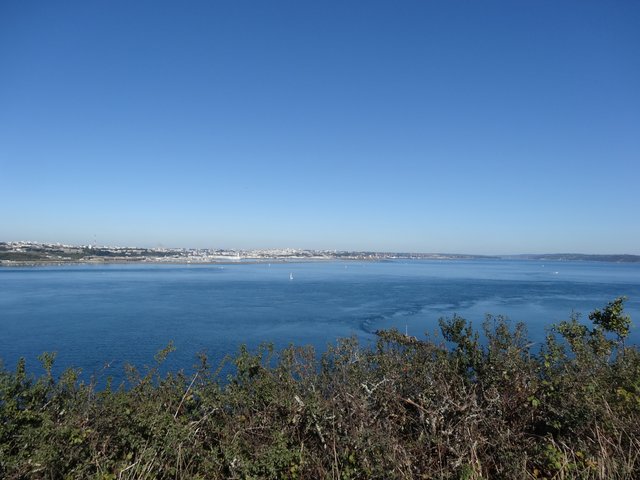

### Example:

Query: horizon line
xmin=2 ymin=240 xmax=639 ymax=259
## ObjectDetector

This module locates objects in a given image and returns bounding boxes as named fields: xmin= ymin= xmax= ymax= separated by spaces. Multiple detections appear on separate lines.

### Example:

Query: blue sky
xmin=1 ymin=1 xmax=639 ymax=254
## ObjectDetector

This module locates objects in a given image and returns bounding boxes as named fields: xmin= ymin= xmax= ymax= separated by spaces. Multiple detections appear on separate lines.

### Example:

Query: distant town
xmin=0 ymin=241 xmax=485 ymax=265
xmin=1 ymin=241 xmax=638 ymax=266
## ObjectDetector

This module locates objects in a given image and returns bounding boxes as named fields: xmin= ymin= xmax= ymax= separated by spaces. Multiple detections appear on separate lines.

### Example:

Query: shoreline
xmin=0 ymin=257 xmax=388 ymax=268
xmin=2 ymin=242 xmax=639 ymax=267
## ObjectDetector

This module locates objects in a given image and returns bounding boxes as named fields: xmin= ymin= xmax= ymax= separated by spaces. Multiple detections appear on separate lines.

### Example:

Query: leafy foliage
xmin=1 ymin=298 xmax=639 ymax=479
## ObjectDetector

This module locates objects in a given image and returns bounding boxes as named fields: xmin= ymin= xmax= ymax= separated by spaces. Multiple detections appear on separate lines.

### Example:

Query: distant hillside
xmin=2 ymin=242 xmax=639 ymax=265
xmin=505 ymin=253 xmax=640 ymax=263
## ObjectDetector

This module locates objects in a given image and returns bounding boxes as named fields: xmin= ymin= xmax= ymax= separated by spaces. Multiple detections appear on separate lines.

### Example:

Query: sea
xmin=1 ymin=259 xmax=639 ymax=383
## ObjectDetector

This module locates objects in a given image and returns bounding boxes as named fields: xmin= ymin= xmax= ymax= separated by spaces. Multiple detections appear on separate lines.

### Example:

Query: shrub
xmin=1 ymin=298 xmax=639 ymax=479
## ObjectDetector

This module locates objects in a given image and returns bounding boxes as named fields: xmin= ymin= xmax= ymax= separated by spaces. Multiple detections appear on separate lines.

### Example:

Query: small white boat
xmin=289 ymin=272 xmax=294 ymax=281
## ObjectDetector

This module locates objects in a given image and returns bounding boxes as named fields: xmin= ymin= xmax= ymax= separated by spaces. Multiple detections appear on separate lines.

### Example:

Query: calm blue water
xmin=1 ymin=260 xmax=639 ymax=381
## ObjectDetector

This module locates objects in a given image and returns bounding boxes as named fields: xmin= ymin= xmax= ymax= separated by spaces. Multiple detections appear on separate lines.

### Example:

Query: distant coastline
xmin=1 ymin=241 xmax=639 ymax=267
xmin=504 ymin=253 xmax=640 ymax=263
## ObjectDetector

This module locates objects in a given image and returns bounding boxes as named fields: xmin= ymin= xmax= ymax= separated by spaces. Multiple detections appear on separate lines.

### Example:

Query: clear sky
xmin=1 ymin=1 xmax=639 ymax=254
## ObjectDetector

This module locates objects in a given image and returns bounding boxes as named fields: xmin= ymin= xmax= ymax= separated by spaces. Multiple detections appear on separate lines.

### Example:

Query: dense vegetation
xmin=1 ymin=298 xmax=639 ymax=479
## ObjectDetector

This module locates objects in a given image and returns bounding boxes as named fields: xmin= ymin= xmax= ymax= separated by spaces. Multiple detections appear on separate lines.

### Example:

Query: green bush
xmin=1 ymin=298 xmax=639 ymax=479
